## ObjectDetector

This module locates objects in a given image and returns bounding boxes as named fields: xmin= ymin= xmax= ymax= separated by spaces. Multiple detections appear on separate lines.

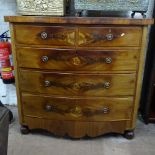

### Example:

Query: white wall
xmin=0 ymin=0 xmax=17 ymax=105
xmin=0 ymin=0 xmax=16 ymax=34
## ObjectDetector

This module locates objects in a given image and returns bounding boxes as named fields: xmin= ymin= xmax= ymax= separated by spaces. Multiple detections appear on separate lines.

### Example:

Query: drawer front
xmin=78 ymin=27 xmax=142 ymax=47
xmin=14 ymin=25 xmax=75 ymax=46
xmin=22 ymin=94 xmax=133 ymax=121
xmin=19 ymin=70 xmax=136 ymax=96
xmin=17 ymin=47 xmax=139 ymax=71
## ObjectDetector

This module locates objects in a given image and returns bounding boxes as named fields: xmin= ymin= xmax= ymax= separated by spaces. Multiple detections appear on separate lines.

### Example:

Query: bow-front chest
xmin=5 ymin=16 xmax=153 ymax=139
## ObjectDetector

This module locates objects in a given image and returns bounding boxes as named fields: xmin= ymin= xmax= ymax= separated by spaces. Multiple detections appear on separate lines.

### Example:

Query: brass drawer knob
xmin=105 ymin=57 xmax=112 ymax=64
xmin=102 ymin=107 xmax=110 ymax=114
xmin=106 ymin=33 xmax=114 ymax=41
xmin=104 ymin=82 xmax=111 ymax=89
xmin=41 ymin=56 xmax=49 ymax=62
xmin=41 ymin=32 xmax=48 ymax=39
xmin=45 ymin=105 xmax=53 ymax=112
xmin=44 ymin=80 xmax=51 ymax=87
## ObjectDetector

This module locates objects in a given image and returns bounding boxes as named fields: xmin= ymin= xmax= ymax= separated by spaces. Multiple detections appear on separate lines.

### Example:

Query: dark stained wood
xmin=22 ymin=93 xmax=133 ymax=121
xmin=4 ymin=16 xmax=154 ymax=25
xmin=78 ymin=27 xmax=142 ymax=47
xmin=19 ymin=70 xmax=136 ymax=96
xmin=14 ymin=25 xmax=142 ymax=48
xmin=14 ymin=25 xmax=75 ymax=46
xmin=17 ymin=47 xmax=139 ymax=71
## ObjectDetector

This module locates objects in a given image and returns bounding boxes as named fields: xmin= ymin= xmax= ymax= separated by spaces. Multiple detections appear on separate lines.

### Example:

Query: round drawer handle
xmin=105 ymin=57 xmax=112 ymax=64
xmin=45 ymin=105 xmax=53 ymax=112
xmin=41 ymin=32 xmax=48 ymax=39
xmin=44 ymin=80 xmax=51 ymax=87
xmin=106 ymin=33 xmax=114 ymax=41
xmin=104 ymin=82 xmax=111 ymax=89
xmin=41 ymin=56 xmax=49 ymax=63
xmin=102 ymin=107 xmax=110 ymax=114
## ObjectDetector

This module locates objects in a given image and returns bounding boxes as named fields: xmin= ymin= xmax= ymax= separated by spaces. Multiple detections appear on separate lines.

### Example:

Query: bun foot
xmin=124 ymin=130 xmax=135 ymax=140
xmin=20 ymin=126 xmax=30 ymax=135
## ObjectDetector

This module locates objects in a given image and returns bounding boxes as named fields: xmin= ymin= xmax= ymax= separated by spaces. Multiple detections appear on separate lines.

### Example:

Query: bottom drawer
xmin=22 ymin=93 xmax=133 ymax=122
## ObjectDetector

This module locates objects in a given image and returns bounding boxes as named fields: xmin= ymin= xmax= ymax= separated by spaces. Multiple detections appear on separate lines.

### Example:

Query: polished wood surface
xmin=22 ymin=94 xmax=133 ymax=121
xmin=17 ymin=48 xmax=139 ymax=71
xmin=4 ymin=16 xmax=154 ymax=25
xmin=78 ymin=27 xmax=142 ymax=47
xmin=19 ymin=70 xmax=136 ymax=96
xmin=25 ymin=117 xmax=127 ymax=138
xmin=5 ymin=15 xmax=153 ymax=138
xmin=14 ymin=25 xmax=75 ymax=46
xmin=10 ymin=24 xmax=24 ymax=124
xmin=14 ymin=25 xmax=142 ymax=48
xmin=131 ymin=27 xmax=148 ymax=128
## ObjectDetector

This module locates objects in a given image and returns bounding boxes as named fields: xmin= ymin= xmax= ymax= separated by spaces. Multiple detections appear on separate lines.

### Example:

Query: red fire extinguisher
xmin=0 ymin=31 xmax=15 ymax=84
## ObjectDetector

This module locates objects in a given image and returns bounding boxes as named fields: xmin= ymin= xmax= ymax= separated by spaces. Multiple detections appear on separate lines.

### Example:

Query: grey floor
xmin=7 ymin=106 xmax=155 ymax=155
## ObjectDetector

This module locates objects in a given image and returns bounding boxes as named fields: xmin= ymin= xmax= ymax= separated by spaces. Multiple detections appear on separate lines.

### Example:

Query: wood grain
xmin=78 ymin=27 xmax=142 ymax=47
xmin=5 ymin=15 xmax=153 ymax=138
xmin=22 ymin=93 xmax=133 ymax=121
xmin=131 ymin=27 xmax=149 ymax=128
xmin=9 ymin=24 xmax=24 ymax=124
xmin=17 ymin=47 xmax=139 ymax=71
xmin=19 ymin=70 xmax=136 ymax=97
xmin=14 ymin=25 xmax=76 ymax=46
xmin=4 ymin=16 xmax=154 ymax=25
xmin=24 ymin=117 xmax=127 ymax=138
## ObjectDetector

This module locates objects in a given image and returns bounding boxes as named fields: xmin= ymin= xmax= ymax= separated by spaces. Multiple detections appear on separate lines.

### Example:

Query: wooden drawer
xmin=78 ymin=27 xmax=142 ymax=47
xmin=14 ymin=25 xmax=75 ymax=47
xmin=22 ymin=93 xmax=133 ymax=121
xmin=19 ymin=70 xmax=136 ymax=96
xmin=17 ymin=47 xmax=139 ymax=71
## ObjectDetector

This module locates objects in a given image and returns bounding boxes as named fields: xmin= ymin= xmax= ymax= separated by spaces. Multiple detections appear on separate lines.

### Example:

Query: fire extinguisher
xmin=0 ymin=31 xmax=15 ymax=84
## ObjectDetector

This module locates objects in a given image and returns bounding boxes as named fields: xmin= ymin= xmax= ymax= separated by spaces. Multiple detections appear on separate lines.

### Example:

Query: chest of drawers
xmin=5 ymin=16 xmax=153 ymax=139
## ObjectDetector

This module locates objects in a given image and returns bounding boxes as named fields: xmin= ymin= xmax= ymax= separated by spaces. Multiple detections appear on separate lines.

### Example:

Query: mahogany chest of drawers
xmin=5 ymin=16 xmax=153 ymax=139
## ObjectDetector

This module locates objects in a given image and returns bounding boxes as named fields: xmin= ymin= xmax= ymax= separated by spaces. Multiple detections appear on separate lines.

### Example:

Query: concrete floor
xmin=7 ymin=106 xmax=155 ymax=155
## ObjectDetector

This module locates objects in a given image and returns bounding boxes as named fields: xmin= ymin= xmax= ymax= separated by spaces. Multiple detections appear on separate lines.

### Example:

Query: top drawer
xmin=78 ymin=27 xmax=142 ymax=47
xmin=14 ymin=25 xmax=76 ymax=47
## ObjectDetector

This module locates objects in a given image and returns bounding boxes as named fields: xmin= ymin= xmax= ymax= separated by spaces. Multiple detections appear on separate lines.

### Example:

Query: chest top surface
xmin=4 ymin=16 xmax=154 ymax=26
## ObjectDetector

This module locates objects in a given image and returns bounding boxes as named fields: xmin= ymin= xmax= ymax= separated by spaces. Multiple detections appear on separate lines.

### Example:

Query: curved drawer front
xmin=22 ymin=93 xmax=133 ymax=121
xmin=78 ymin=27 xmax=142 ymax=47
xmin=17 ymin=48 xmax=139 ymax=71
xmin=14 ymin=25 xmax=75 ymax=46
xmin=19 ymin=70 xmax=136 ymax=96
